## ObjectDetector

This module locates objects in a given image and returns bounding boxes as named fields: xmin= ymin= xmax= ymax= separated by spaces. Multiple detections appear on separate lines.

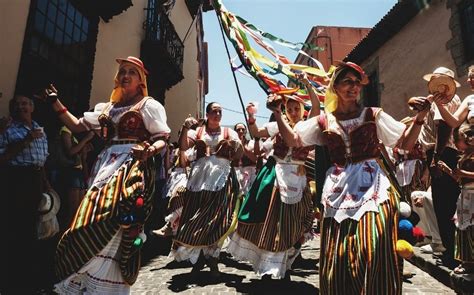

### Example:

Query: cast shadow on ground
xmin=219 ymin=252 xmax=254 ymax=272
xmin=219 ymin=252 xmax=319 ymax=279
xmin=167 ymin=270 xmax=247 ymax=292
xmin=149 ymin=259 xmax=191 ymax=271
xmin=226 ymin=276 xmax=319 ymax=294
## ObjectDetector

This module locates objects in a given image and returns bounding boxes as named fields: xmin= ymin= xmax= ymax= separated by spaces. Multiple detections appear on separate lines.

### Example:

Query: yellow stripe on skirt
xmin=55 ymin=159 xmax=155 ymax=285
xmin=319 ymin=186 xmax=401 ymax=295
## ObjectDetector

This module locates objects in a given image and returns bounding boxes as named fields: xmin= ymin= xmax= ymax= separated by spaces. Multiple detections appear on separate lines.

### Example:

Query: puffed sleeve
xmin=142 ymin=99 xmax=171 ymax=140
xmin=294 ymin=116 xmax=324 ymax=146
xmin=375 ymin=110 xmax=406 ymax=148
xmin=187 ymin=129 xmax=197 ymax=142
xmin=227 ymin=128 xmax=241 ymax=143
xmin=79 ymin=102 xmax=109 ymax=131
xmin=263 ymin=121 xmax=279 ymax=137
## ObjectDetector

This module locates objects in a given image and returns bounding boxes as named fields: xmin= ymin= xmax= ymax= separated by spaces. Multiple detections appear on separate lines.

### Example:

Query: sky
xmin=202 ymin=0 xmax=398 ymax=127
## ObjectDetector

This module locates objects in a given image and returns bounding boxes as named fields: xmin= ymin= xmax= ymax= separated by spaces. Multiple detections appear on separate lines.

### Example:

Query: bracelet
xmin=248 ymin=117 xmax=256 ymax=125
xmin=57 ymin=107 xmax=68 ymax=115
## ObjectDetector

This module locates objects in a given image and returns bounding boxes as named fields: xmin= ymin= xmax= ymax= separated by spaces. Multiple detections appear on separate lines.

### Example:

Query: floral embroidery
xmin=344 ymin=194 xmax=354 ymax=201
xmin=332 ymin=187 xmax=343 ymax=193
xmin=372 ymin=191 xmax=379 ymax=202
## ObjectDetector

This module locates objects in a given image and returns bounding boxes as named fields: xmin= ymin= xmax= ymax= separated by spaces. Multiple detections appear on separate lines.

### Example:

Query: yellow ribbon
xmin=217 ymin=193 xmax=243 ymax=247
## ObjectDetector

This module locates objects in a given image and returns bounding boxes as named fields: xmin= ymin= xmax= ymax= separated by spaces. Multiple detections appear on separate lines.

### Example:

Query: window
xmin=361 ymin=71 xmax=380 ymax=107
xmin=16 ymin=0 xmax=98 ymax=133
xmin=460 ymin=0 xmax=474 ymax=62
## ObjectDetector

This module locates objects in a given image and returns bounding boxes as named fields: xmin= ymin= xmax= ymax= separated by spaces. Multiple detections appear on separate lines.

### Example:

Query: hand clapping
xmin=131 ymin=142 xmax=157 ymax=161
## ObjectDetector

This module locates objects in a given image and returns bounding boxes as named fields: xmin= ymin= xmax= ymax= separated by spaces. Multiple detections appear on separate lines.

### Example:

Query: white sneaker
xmin=420 ymin=243 xmax=446 ymax=254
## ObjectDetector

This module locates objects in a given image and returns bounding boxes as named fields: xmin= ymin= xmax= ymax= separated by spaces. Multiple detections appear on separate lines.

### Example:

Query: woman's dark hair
xmin=206 ymin=102 xmax=219 ymax=114
xmin=269 ymin=113 xmax=276 ymax=122
xmin=334 ymin=67 xmax=363 ymax=85
xmin=234 ymin=122 xmax=246 ymax=131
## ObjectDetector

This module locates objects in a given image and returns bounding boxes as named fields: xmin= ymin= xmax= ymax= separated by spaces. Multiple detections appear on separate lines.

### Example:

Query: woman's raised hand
xmin=246 ymin=102 xmax=257 ymax=116
xmin=408 ymin=96 xmax=431 ymax=112
xmin=34 ymin=84 xmax=59 ymax=104
xmin=183 ymin=116 xmax=198 ymax=129
xmin=296 ymin=72 xmax=311 ymax=87
xmin=266 ymin=93 xmax=283 ymax=113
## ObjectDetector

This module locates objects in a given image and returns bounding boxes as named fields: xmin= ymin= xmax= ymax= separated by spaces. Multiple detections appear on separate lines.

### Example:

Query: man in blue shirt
xmin=0 ymin=94 xmax=49 ymax=293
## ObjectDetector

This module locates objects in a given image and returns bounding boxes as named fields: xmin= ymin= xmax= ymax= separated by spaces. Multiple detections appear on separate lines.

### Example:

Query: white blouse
xmin=295 ymin=108 xmax=406 ymax=149
xmin=79 ymin=97 xmax=171 ymax=139
xmin=294 ymin=108 xmax=407 ymax=222
xmin=187 ymin=127 xmax=240 ymax=153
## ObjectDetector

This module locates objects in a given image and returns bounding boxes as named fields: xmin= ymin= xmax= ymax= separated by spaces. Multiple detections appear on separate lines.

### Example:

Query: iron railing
xmin=143 ymin=0 xmax=184 ymax=73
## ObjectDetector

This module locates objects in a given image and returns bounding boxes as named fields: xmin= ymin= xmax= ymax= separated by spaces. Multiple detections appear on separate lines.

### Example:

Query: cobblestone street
xmin=132 ymin=234 xmax=456 ymax=294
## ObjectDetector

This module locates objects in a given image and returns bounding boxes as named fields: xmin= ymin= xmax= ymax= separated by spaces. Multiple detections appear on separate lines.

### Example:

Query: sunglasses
xmin=236 ymin=128 xmax=246 ymax=131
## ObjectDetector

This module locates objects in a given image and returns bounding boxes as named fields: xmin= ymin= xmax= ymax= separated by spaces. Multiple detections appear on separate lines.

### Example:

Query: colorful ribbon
xmin=214 ymin=0 xmax=331 ymax=105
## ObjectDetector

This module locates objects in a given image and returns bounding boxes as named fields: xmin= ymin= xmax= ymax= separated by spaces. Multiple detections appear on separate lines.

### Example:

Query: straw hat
xmin=116 ymin=56 xmax=149 ymax=75
xmin=38 ymin=189 xmax=61 ymax=222
xmin=423 ymin=67 xmax=460 ymax=104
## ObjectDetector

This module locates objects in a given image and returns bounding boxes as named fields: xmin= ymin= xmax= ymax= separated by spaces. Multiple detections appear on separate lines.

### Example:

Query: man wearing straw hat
xmin=408 ymin=66 xmax=461 ymax=268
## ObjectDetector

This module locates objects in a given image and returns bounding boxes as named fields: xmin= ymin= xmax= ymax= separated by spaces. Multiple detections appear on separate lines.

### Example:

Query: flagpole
xmin=215 ymin=9 xmax=254 ymax=138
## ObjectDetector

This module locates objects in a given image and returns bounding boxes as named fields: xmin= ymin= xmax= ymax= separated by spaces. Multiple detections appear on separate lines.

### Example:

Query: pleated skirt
xmin=319 ymin=187 xmax=401 ymax=295
xmin=171 ymin=172 xmax=238 ymax=263
xmin=55 ymin=159 xmax=155 ymax=289
xmin=226 ymin=157 xmax=314 ymax=278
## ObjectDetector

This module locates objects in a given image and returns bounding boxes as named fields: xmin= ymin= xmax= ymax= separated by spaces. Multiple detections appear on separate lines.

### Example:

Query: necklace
xmin=334 ymin=107 xmax=361 ymax=120
xmin=206 ymin=126 xmax=220 ymax=135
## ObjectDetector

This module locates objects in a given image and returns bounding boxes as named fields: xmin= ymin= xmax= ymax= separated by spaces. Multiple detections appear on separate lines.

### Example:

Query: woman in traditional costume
xmin=45 ymin=56 xmax=170 ymax=294
xmin=153 ymin=130 xmax=197 ymax=238
xmin=275 ymin=62 xmax=428 ymax=294
xmin=170 ymin=102 xmax=242 ymax=277
xmin=226 ymin=90 xmax=318 ymax=280
xmin=232 ymin=123 xmax=259 ymax=195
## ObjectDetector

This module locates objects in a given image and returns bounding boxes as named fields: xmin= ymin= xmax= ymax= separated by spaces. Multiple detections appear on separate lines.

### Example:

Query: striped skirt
xmin=55 ymin=158 xmax=155 ymax=288
xmin=171 ymin=170 xmax=239 ymax=263
xmin=165 ymin=186 xmax=186 ymax=233
xmin=455 ymin=225 xmax=474 ymax=263
xmin=319 ymin=187 xmax=401 ymax=295
xmin=168 ymin=186 xmax=186 ymax=213
xmin=226 ymin=157 xmax=314 ymax=278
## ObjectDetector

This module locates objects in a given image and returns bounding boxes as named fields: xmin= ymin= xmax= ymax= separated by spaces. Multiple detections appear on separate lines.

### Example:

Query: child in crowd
xmin=437 ymin=123 xmax=474 ymax=274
